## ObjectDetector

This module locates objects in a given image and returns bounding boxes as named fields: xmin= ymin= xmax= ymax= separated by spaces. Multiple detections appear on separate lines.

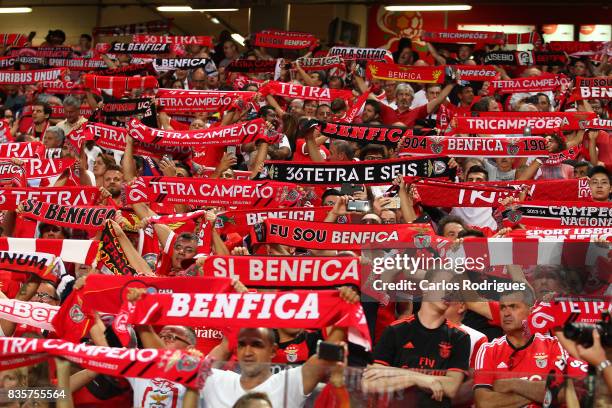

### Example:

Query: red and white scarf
xmin=253 ymin=30 xmax=317 ymax=49
xmin=0 ymin=237 xmax=99 ymax=265
xmin=23 ymin=104 xmax=93 ymax=120
xmin=412 ymin=178 xmax=519 ymax=207
xmin=400 ymin=135 xmax=549 ymax=157
xmin=489 ymin=178 xmax=592 ymax=201
xmin=0 ymin=68 xmax=65 ymax=84
xmin=156 ymin=89 xmax=256 ymax=114
xmin=9 ymin=47 xmax=73 ymax=58
xmin=0 ymin=251 xmax=58 ymax=281
xmin=469 ymin=111 xmax=597 ymax=132
xmin=571 ymin=76 xmax=612 ymax=100
xmin=259 ymin=80 xmax=354 ymax=102
xmin=491 ymin=74 xmax=570 ymax=94
xmin=367 ymin=62 xmax=445 ymax=84
xmin=82 ymin=74 xmax=158 ymax=91
xmin=203 ymin=255 xmax=361 ymax=288
xmin=20 ymin=199 xmax=116 ymax=231
xmin=548 ymin=41 xmax=606 ymax=55
xmin=37 ymin=79 xmax=85 ymax=95
xmin=501 ymin=201 xmax=612 ymax=229
xmin=421 ymin=29 xmax=505 ymax=45
xmin=509 ymin=227 xmax=612 ymax=241
xmin=327 ymin=46 xmax=393 ymax=62
xmin=0 ymin=186 xmax=100 ymax=211
xmin=127 ymin=118 xmax=271 ymax=147
xmin=526 ymin=301 xmax=611 ymax=335
xmin=133 ymin=34 xmax=213 ymax=47
xmin=585 ymin=117 xmax=612 ymax=131
xmin=452 ymin=113 xmax=596 ymax=134
xmin=504 ymin=32 xmax=542 ymax=46
xmin=0 ymin=299 xmax=58 ymax=331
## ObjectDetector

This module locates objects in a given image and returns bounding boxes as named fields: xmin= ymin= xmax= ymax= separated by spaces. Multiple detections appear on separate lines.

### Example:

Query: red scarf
xmin=509 ymin=227 xmax=612 ymax=241
xmin=47 ymin=58 xmax=107 ymax=70
xmin=0 ymin=251 xmax=57 ymax=281
xmin=203 ymin=255 xmax=361 ymax=288
xmin=452 ymin=112 xmax=596 ymax=134
xmin=421 ymin=29 xmax=504 ymax=45
xmin=412 ymin=179 xmax=519 ymax=207
xmin=23 ymin=104 xmax=93 ymax=120
xmin=527 ymin=301 xmax=611 ymax=334
xmin=253 ymin=30 xmax=317 ymax=49
xmin=82 ymin=74 xmax=158 ymax=91
xmin=0 ymin=237 xmax=99 ymax=265
xmin=0 ymin=337 xmax=205 ymax=388
xmin=125 ymin=176 xmax=298 ymax=208
xmin=0 ymin=162 xmax=26 ymax=186
xmin=156 ymin=89 xmax=256 ymax=114
xmin=50 ymin=289 xmax=92 ymax=342
xmin=504 ymin=32 xmax=542 ymax=46
xmin=0 ymin=33 xmax=28 ymax=47
xmin=501 ymin=201 xmax=612 ymax=229
xmin=215 ymin=206 xmax=331 ymax=236
xmin=489 ymin=178 xmax=591 ymax=201
xmin=147 ymin=210 xmax=206 ymax=226
xmin=367 ymin=62 xmax=445 ymax=84
xmin=133 ymin=34 xmax=213 ymax=47
xmin=571 ymin=76 xmax=612 ymax=100
xmin=400 ymin=135 xmax=549 ymax=157
xmin=0 ymin=68 xmax=65 ymax=84
xmin=296 ymin=56 xmax=345 ymax=71
xmin=491 ymin=74 xmax=570 ymax=94
xmin=127 ymin=290 xmax=371 ymax=350
xmin=259 ymin=81 xmax=353 ymax=103
xmin=0 ymin=186 xmax=100 ymax=211
xmin=20 ymin=200 xmax=116 ymax=231
xmin=95 ymin=42 xmax=176 ymax=55
xmin=225 ymin=59 xmax=279 ymax=73
xmin=586 ymin=117 xmax=612 ymax=131
xmin=0 ymin=299 xmax=57 ymax=332
xmin=548 ymin=41 xmax=606 ymax=55
xmin=38 ymin=79 xmax=84 ymax=95
xmin=339 ymin=91 xmax=370 ymax=123
xmin=544 ymin=146 xmax=580 ymax=165
xmin=469 ymin=111 xmax=597 ymax=132
xmin=454 ymin=65 xmax=499 ymax=81
xmin=328 ymin=46 xmax=392 ymax=62
xmin=9 ymin=47 xmax=73 ymax=58
xmin=128 ymin=118 xmax=270 ymax=147
xmin=251 ymin=219 xmax=435 ymax=250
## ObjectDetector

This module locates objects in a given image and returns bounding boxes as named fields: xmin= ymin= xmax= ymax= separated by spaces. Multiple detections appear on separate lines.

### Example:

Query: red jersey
xmin=474 ymin=333 xmax=567 ymax=407
xmin=379 ymin=103 xmax=428 ymax=127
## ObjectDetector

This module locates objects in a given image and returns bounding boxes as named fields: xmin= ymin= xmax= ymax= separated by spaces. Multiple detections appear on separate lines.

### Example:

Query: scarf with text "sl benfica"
xmin=0 ymin=251 xmax=57 ymax=281
xmin=509 ymin=227 xmax=612 ymax=241
xmin=421 ymin=29 xmax=505 ymax=45
xmin=451 ymin=114 xmax=596 ymax=135
xmin=214 ymin=206 xmax=332 ymax=236
xmin=82 ymin=74 xmax=158 ymax=91
xmin=295 ymin=56 xmax=345 ymax=72
xmin=500 ymin=201 xmax=612 ymax=229
xmin=265 ymin=156 xmax=455 ymax=185
xmin=127 ymin=118 xmax=272 ymax=147
xmin=253 ymin=30 xmax=318 ymax=49
xmin=0 ymin=338 xmax=207 ymax=389
xmin=156 ymin=89 xmax=256 ymax=114
xmin=399 ymin=135 xmax=549 ymax=157
xmin=0 ymin=299 xmax=57 ymax=332
xmin=491 ymin=74 xmax=571 ymax=94
xmin=203 ymin=256 xmax=361 ymax=288
xmin=327 ymin=46 xmax=393 ymax=62
xmin=0 ymin=68 xmax=65 ymax=84
xmin=0 ymin=238 xmax=99 ymax=266
xmin=526 ymin=301 xmax=612 ymax=335
xmin=367 ymin=62 xmax=445 ymax=84
xmin=258 ymin=81 xmax=354 ymax=103
xmin=251 ymin=219 xmax=435 ymax=251
xmin=411 ymin=178 xmax=520 ymax=208
xmin=571 ymin=76 xmax=612 ymax=100
xmin=133 ymin=34 xmax=213 ymax=47
xmin=20 ymin=199 xmax=116 ymax=231
xmin=124 ymin=176 xmax=298 ymax=209
xmin=95 ymin=42 xmax=174 ymax=54
xmin=468 ymin=111 xmax=597 ymax=132
xmin=127 ymin=290 xmax=371 ymax=351
xmin=0 ymin=162 xmax=26 ymax=187
xmin=0 ymin=186 xmax=100 ymax=211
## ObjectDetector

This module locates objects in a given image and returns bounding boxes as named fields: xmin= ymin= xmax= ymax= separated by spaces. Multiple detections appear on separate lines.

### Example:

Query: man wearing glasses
xmin=473 ymin=288 xmax=568 ymax=408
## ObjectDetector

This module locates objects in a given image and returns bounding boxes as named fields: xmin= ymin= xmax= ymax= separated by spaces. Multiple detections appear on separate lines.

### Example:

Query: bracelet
xmin=597 ymin=359 xmax=611 ymax=373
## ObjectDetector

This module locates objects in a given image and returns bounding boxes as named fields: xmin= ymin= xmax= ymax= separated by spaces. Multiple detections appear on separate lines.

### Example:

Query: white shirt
xmin=200 ymin=366 xmax=307 ymax=408
xmin=450 ymin=207 xmax=498 ymax=231
xmin=128 ymin=377 xmax=186 ymax=408
xmin=460 ymin=324 xmax=487 ymax=367
xmin=410 ymin=89 xmax=428 ymax=109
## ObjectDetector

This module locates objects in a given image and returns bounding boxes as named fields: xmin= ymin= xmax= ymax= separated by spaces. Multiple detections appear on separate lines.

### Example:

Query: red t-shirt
xmin=293 ymin=139 xmax=330 ymax=162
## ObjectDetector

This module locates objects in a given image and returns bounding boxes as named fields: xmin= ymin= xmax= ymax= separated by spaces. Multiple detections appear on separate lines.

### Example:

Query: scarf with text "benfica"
xmin=82 ymin=74 xmax=158 ymax=91
xmin=20 ymin=199 xmax=116 ymax=231
xmin=491 ymin=74 xmax=571 ymax=94
xmin=411 ymin=178 xmax=520 ymax=207
xmin=265 ymin=156 xmax=455 ymax=185
xmin=327 ymin=46 xmax=393 ymax=62
xmin=421 ymin=29 xmax=505 ymax=45
xmin=258 ymin=80 xmax=354 ymax=103
xmin=488 ymin=178 xmax=592 ymax=201
xmin=0 ymin=162 xmax=26 ymax=187
xmin=454 ymin=65 xmax=498 ymax=81
xmin=47 ymin=58 xmax=107 ymax=70
xmin=367 ymin=61 xmax=445 ymax=84
xmin=0 ymin=299 xmax=57 ymax=332
xmin=214 ymin=206 xmax=332 ymax=236
xmin=0 ymin=68 xmax=65 ymax=84
xmin=509 ymin=227 xmax=612 ymax=241
xmin=93 ymin=19 xmax=171 ymax=36
xmin=101 ymin=98 xmax=152 ymax=117
xmin=483 ymin=51 xmax=567 ymax=66
xmin=95 ymin=220 xmax=137 ymax=276
xmin=0 ymin=251 xmax=57 ymax=281
xmin=156 ymin=89 xmax=256 ymax=114
xmin=399 ymin=135 xmax=549 ymax=157
xmin=0 ymin=186 xmax=100 ymax=211
xmin=250 ymin=219 xmax=435 ymax=250
xmin=500 ymin=201 xmax=612 ymax=229
xmin=451 ymin=114 xmax=595 ymax=135
xmin=0 ymin=338 xmax=206 ymax=388
xmin=253 ymin=30 xmax=318 ymax=49
xmin=295 ymin=56 xmax=345 ymax=71
xmin=127 ymin=118 xmax=272 ymax=147
xmin=133 ymin=34 xmax=213 ymax=47
xmin=124 ymin=176 xmax=298 ymax=208
xmin=225 ymin=59 xmax=279 ymax=73
xmin=153 ymin=58 xmax=215 ymax=73
xmin=467 ymin=111 xmax=597 ymax=132
xmin=0 ymin=237 xmax=99 ymax=265
xmin=127 ymin=290 xmax=371 ymax=351
xmin=203 ymin=256 xmax=361 ymax=288
xmin=571 ymin=76 xmax=612 ymax=100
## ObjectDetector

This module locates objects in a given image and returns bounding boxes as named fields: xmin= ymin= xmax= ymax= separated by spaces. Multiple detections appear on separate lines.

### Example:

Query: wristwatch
xmin=597 ymin=359 xmax=611 ymax=373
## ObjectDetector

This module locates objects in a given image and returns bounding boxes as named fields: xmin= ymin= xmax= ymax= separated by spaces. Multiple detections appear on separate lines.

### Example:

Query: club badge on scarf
xmin=0 ymin=162 xmax=26 ymax=186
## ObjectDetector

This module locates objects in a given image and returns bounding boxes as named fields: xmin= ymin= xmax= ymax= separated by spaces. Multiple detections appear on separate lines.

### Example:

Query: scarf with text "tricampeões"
xmin=0 ymin=299 xmax=58 ymax=332
xmin=127 ymin=290 xmax=371 ymax=350
xmin=214 ymin=206 xmax=332 ymax=236
xmin=265 ymin=156 xmax=455 ymax=185
xmin=451 ymin=114 xmax=596 ymax=135
xmin=0 ymin=337 xmax=207 ymax=388
xmin=0 ymin=162 xmax=26 ymax=187
xmin=467 ymin=111 xmax=597 ymax=132
xmin=127 ymin=118 xmax=271 ymax=147
xmin=453 ymin=65 xmax=499 ymax=81
xmin=20 ymin=199 xmax=116 ymax=231
xmin=133 ymin=34 xmax=213 ymax=47
xmin=0 ymin=68 xmax=65 ymax=84
xmin=500 ymin=201 xmax=612 ymax=229
xmin=203 ymin=256 xmax=361 ymax=288
xmin=0 ymin=251 xmax=57 ymax=281
xmin=509 ymin=227 xmax=612 ymax=241
xmin=253 ymin=30 xmax=318 ymax=49
xmin=101 ymin=98 xmax=153 ymax=117
xmin=0 ymin=186 xmax=100 ymax=211
xmin=327 ymin=46 xmax=393 ymax=62
xmin=490 ymin=74 xmax=571 ymax=94
xmin=421 ymin=29 xmax=505 ymax=45
xmin=571 ymin=76 xmax=612 ymax=100
xmin=82 ymin=74 xmax=158 ymax=91
xmin=411 ymin=178 xmax=520 ymax=207
xmin=124 ymin=176 xmax=298 ymax=208
xmin=95 ymin=220 xmax=137 ymax=276
xmin=0 ymin=238 xmax=99 ymax=266
xmin=156 ymin=89 xmax=256 ymax=114
xmin=367 ymin=62 xmax=445 ymax=83
xmin=250 ymin=219 xmax=435 ymax=250
xmin=295 ymin=56 xmax=345 ymax=71
xmin=258 ymin=80 xmax=354 ymax=102
xmin=225 ymin=59 xmax=279 ymax=73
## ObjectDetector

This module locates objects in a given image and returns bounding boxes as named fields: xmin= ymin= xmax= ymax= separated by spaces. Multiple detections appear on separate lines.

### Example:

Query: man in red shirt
xmin=473 ymin=288 xmax=568 ymax=408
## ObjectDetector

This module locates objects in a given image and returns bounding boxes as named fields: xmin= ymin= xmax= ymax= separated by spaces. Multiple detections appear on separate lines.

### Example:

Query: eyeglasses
xmin=381 ymin=219 xmax=396 ymax=224
xmin=159 ymin=332 xmax=190 ymax=345
xmin=174 ymin=244 xmax=196 ymax=255
xmin=34 ymin=292 xmax=59 ymax=301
